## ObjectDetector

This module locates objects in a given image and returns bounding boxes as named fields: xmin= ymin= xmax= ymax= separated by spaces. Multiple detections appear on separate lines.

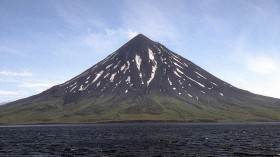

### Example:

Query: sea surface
xmin=1 ymin=122 xmax=280 ymax=156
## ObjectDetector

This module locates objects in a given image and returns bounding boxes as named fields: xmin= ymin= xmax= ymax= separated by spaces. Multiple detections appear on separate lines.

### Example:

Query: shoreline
xmin=1 ymin=120 xmax=280 ymax=127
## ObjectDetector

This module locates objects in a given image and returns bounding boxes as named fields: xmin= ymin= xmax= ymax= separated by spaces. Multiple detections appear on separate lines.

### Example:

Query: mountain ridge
xmin=0 ymin=34 xmax=280 ymax=124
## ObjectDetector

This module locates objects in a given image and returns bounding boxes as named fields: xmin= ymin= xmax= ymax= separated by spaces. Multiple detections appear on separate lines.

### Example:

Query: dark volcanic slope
xmin=47 ymin=34 xmax=278 ymax=105
xmin=1 ymin=34 xmax=280 ymax=124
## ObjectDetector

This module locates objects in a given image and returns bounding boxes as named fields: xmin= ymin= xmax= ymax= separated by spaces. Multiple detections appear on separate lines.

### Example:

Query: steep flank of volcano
xmin=0 ymin=34 xmax=280 ymax=124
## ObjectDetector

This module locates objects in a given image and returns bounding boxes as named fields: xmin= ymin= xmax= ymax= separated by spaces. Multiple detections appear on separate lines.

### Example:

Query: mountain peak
xmin=118 ymin=34 xmax=155 ymax=52
xmin=133 ymin=33 xmax=152 ymax=41
xmin=132 ymin=33 xmax=153 ymax=42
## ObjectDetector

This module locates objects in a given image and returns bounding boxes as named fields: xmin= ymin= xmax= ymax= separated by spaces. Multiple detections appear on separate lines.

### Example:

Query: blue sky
xmin=0 ymin=0 xmax=280 ymax=102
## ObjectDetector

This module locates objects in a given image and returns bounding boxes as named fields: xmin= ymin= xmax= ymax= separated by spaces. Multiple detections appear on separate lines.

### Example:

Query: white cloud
xmin=229 ymin=34 xmax=280 ymax=99
xmin=0 ymin=91 xmax=19 ymax=96
xmin=245 ymin=74 xmax=280 ymax=99
xmin=0 ymin=79 xmax=60 ymax=102
xmin=121 ymin=1 xmax=181 ymax=43
xmin=83 ymin=28 xmax=138 ymax=54
xmin=222 ymin=65 xmax=280 ymax=99
xmin=0 ymin=90 xmax=29 ymax=103
xmin=0 ymin=71 xmax=32 ymax=77
xmin=103 ymin=29 xmax=138 ymax=40
xmin=19 ymin=82 xmax=57 ymax=93
xmin=20 ymin=82 xmax=55 ymax=88
xmin=245 ymin=55 xmax=278 ymax=75
xmin=0 ymin=77 xmax=20 ymax=83
xmin=126 ymin=30 xmax=138 ymax=39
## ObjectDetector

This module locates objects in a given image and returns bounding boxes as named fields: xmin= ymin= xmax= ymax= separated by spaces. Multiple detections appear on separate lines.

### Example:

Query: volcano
xmin=1 ymin=34 xmax=280 ymax=124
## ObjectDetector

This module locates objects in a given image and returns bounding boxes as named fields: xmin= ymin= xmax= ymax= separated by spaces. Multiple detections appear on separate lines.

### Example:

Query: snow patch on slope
xmin=210 ymin=81 xmax=218 ymax=86
xmin=113 ymin=61 xmax=121 ymax=69
xmin=135 ymin=54 xmax=142 ymax=71
xmin=185 ymin=75 xmax=205 ymax=88
xmin=148 ymin=48 xmax=155 ymax=60
xmin=168 ymin=77 xmax=172 ymax=85
xmin=123 ymin=61 xmax=130 ymax=73
xmin=79 ymin=84 xmax=89 ymax=91
xmin=125 ymin=76 xmax=131 ymax=84
xmin=147 ymin=48 xmax=157 ymax=86
xmin=70 ymin=85 xmax=77 ymax=92
xmin=176 ymin=68 xmax=184 ymax=75
xmin=106 ymin=64 xmax=113 ymax=69
xmin=110 ymin=73 xmax=117 ymax=82
xmin=92 ymin=71 xmax=104 ymax=84
xmin=120 ymin=64 xmax=126 ymax=71
xmin=195 ymin=71 xmax=206 ymax=79
xmin=176 ymin=68 xmax=205 ymax=88
xmin=174 ymin=71 xmax=181 ymax=78
xmin=174 ymin=62 xmax=183 ymax=69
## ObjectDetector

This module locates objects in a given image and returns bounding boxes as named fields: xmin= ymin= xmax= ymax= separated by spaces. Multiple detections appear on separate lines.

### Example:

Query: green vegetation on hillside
xmin=0 ymin=92 xmax=280 ymax=124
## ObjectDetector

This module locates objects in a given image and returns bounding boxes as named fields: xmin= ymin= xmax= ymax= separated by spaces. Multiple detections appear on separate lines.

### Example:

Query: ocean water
xmin=1 ymin=123 xmax=280 ymax=156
